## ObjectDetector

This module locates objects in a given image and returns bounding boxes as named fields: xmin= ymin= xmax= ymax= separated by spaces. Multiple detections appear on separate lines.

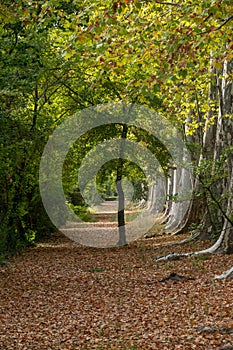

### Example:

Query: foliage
xmin=67 ymin=204 xmax=92 ymax=222
xmin=0 ymin=0 xmax=233 ymax=253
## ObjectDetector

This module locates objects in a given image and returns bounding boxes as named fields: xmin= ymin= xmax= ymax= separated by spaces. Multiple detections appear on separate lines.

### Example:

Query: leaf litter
xmin=0 ymin=231 xmax=233 ymax=349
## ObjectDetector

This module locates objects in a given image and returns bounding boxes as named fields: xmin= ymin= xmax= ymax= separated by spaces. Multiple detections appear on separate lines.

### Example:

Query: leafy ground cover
xmin=0 ymin=231 xmax=233 ymax=350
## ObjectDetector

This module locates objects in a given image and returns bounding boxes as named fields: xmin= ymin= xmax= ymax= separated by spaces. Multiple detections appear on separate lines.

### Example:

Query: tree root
xmin=159 ymin=272 xmax=195 ymax=283
xmin=154 ymin=252 xmax=193 ymax=262
xmin=154 ymin=230 xmax=233 ymax=279
xmin=152 ymin=230 xmax=200 ymax=250
xmin=197 ymin=325 xmax=233 ymax=335
xmin=214 ymin=266 xmax=233 ymax=279
xmin=154 ymin=229 xmax=225 ymax=262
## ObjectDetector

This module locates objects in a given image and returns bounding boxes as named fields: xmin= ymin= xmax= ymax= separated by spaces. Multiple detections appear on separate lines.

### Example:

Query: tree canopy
xmin=0 ymin=0 xmax=233 ymax=278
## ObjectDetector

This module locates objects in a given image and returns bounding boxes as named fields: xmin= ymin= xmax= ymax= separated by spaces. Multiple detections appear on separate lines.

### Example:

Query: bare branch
xmin=200 ymin=15 xmax=233 ymax=35
xmin=215 ymin=15 xmax=233 ymax=31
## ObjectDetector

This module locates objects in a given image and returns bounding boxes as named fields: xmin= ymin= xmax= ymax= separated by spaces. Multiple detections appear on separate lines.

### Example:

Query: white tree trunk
xmin=146 ymin=176 xmax=166 ymax=214
xmin=151 ymin=177 xmax=166 ymax=214
xmin=165 ymin=142 xmax=193 ymax=234
xmin=155 ymin=58 xmax=233 ymax=278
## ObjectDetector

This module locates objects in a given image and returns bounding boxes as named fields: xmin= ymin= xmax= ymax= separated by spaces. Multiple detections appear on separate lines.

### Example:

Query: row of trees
xmin=0 ymin=0 xmax=233 ymax=276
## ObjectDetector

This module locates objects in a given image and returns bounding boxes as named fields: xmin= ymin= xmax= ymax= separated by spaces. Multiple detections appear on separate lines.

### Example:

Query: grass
xmin=89 ymin=268 xmax=105 ymax=273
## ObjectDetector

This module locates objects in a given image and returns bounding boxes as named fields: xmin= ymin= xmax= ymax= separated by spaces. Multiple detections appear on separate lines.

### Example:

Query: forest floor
xmin=1 ymin=222 xmax=233 ymax=349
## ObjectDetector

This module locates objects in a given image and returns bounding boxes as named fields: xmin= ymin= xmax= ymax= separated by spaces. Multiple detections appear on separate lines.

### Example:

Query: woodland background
xmin=1 ymin=0 xmax=233 ymax=273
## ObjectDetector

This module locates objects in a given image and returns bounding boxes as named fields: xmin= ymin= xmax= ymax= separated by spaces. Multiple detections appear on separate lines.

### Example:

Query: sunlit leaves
xmin=1 ymin=0 xmax=233 ymax=252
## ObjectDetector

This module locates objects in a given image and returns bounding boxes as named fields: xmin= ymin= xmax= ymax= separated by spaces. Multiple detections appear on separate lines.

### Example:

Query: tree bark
xmin=154 ymin=58 xmax=233 ymax=274
xmin=214 ymin=59 xmax=233 ymax=254
xmin=146 ymin=176 xmax=166 ymax=214
xmin=116 ymin=124 xmax=128 ymax=246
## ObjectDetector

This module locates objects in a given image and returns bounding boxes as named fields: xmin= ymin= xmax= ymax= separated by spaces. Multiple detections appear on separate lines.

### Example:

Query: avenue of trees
xmin=0 ymin=0 xmax=233 ymax=277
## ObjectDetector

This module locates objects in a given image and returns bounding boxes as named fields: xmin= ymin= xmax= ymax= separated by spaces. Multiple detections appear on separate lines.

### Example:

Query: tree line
xmin=0 ymin=0 xmax=233 ymax=276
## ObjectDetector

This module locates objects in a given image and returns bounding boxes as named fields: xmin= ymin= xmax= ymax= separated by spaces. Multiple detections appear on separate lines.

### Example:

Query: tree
xmin=0 ymin=0 xmax=106 ymax=252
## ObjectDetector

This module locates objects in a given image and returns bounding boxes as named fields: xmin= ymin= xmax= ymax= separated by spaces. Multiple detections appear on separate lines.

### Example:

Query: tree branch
xmin=30 ymin=84 xmax=39 ymax=131
xmin=215 ymin=15 xmax=233 ymax=31
xmin=199 ymin=15 xmax=233 ymax=35
xmin=155 ymin=1 xmax=180 ymax=6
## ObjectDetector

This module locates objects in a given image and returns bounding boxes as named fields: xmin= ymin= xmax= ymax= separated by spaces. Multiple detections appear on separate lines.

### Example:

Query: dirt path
xmin=62 ymin=201 xmax=141 ymax=248
xmin=0 ymin=232 xmax=233 ymax=349
xmin=93 ymin=200 xmax=122 ymax=214
xmin=92 ymin=200 xmax=135 ymax=220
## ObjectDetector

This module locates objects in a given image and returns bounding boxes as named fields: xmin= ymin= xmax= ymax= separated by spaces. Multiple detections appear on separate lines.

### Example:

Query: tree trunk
xmin=116 ymin=124 xmax=128 ymax=246
xmin=214 ymin=59 xmax=233 ymax=254
xmin=146 ymin=175 xmax=166 ymax=215
xmin=164 ymin=139 xmax=193 ymax=234
xmin=154 ymin=58 xmax=233 ymax=275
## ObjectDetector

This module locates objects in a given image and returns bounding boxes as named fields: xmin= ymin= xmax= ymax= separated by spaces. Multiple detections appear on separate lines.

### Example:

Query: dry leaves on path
xmin=0 ymin=231 xmax=233 ymax=349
